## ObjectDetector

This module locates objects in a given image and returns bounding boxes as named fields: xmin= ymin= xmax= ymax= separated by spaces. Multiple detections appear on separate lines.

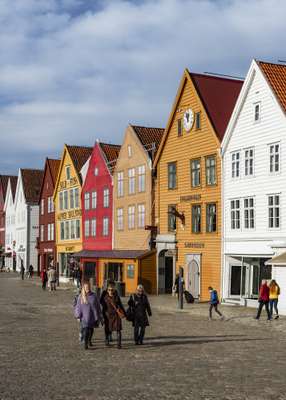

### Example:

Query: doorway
xmin=158 ymin=250 xmax=174 ymax=294
xmin=186 ymin=254 xmax=200 ymax=299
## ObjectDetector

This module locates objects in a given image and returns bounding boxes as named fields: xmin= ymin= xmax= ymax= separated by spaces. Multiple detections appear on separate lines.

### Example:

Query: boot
xmin=117 ymin=331 xmax=122 ymax=349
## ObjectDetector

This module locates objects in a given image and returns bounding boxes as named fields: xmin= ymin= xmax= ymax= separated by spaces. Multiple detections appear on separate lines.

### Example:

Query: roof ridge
xmin=131 ymin=124 xmax=164 ymax=129
xmin=257 ymin=60 xmax=286 ymax=68
xmin=189 ymin=71 xmax=244 ymax=83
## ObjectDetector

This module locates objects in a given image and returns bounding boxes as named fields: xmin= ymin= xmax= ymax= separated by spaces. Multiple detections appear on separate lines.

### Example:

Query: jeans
xmin=209 ymin=303 xmax=222 ymax=319
xmin=256 ymin=301 xmax=271 ymax=320
xmin=269 ymin=299 xmax=279 ymax=318
xmin=134 ymin=324 xmax=146 ymax=344
xmin=83 ymin=327 xmax=94 ymax=348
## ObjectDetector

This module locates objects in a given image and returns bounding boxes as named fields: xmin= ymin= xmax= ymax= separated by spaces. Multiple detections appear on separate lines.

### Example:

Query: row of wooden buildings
xmin=1 ymin=59 xmax=286 ymax=311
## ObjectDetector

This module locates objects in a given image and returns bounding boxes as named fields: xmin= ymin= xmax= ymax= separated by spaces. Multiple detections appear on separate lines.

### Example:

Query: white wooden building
xmin=4 ymin=177 xmax=18 ymax=270
xmin=221 ymin=60 xmax=286 ymax=312
xmin=14 ymin=169 xmax=44 ymax=273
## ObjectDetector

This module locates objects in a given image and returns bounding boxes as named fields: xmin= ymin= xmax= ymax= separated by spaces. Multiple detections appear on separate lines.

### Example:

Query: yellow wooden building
xmin=154 ymin=69 xmax=243 ymax=300
xmin=53 ymin=144 xmax=92 ymax=281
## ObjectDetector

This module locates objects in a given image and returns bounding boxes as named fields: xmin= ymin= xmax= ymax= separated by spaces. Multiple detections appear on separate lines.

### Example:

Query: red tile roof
xmin=99 ymin=142 xmax=121 ymax=173
xmin=258 ymin=61 xmax=286 ymax=114
xmin=21 ymin=169 xmax=44 ymax=204
xmin=0 ymin=175 xmax=17 ymax=199
xmin=188 ymin=72 xmax=243 ymax=141
xmin=47 ymin=159 xmax=61 ymax=185
xmin=66 ymin=145 xmax=93 ymax=176
xmin=131 ymin=125 xmax=165 ymax=159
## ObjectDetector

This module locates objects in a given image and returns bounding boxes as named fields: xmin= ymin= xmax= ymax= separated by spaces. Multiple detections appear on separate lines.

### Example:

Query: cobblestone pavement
xmin=1 ymin=273 xmax=286 ymax=400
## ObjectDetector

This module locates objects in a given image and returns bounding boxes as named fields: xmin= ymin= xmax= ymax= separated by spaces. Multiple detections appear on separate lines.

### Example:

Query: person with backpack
xmin=255 ymin=280 xmax=271 ymax=320
xmin=128 ymin=284 xmax=152 ymax=345
xmin=269 ymin=279 xmax=280 ymax=320
xmin=208 ymin=286 xmax=224 ymax=320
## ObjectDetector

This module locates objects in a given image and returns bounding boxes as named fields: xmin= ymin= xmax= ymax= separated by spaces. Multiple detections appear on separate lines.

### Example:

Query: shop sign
xmin=57 ymin=209 xmax=82 ymax=221
xmin=65 ymin=246 xmax=74 ymax=252
xmin=44 ymin=248 xmax=53 ymax=253
xmin=180 ymin=194 xmax=201 ymax=202
xmin=184 ymin=242 xmax=205 ymax=249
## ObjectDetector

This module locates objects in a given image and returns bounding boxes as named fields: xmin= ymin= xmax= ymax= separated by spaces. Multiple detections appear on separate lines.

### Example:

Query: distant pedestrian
xmin=74 ymin=281 xmax=102 ymax=350
xmin=41 ymin=268 xmax=48 ymax=290
xmin=74 ymin=267 xmax=82 ymax=289
xmin=128 ymin=284 xmax=152 ymax=345
xmin=20 ymin=261 xmax=25 ymax=280
xmin=255 ymin=280 xmax=271 ymax=320
xmin=28 ymin=265 xmax=34 ymax=279
xmin=73 ymin=288 xmax=84 ymax=344
xmin=48 ymin=267 xmax=56 ymax=292
xmin=208 ymin=286 xmax=224 ymax=320
xmin=269 ymin=279 xmax=280 ymax=320
xmin=101 ymin=282 xmax=126 ymax=349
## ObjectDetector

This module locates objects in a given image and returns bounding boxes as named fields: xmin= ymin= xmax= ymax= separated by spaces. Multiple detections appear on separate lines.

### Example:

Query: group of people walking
xmin=40 ymin=266 xmax=57 ymax=291
xmin=255 ymin=279 xmax=280 ymax=320
xmin=74 ymin=281 xmax=152 ymax=350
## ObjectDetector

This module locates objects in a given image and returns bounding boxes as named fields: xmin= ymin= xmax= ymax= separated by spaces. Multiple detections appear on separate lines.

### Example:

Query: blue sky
xmin=0 ymin=0 xmax=286 ymax=174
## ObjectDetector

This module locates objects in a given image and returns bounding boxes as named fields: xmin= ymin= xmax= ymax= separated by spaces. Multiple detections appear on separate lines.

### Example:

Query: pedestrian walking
xmin=128 ymin=284 xmax=152 ymax=345
xmin=41 ymin=268 xmax=48 ymax=290
xmin=208 ymin=286 xmax=224 ymax=320
xmin=20 ymin=260 xmax=25 ymax=280
xmin=255 ymin=280 xmax=271 ymax=320
xmin=74 ymin=267 xmax=82 ymax=289
xmin=48 ymin=266 xmax=56 ymax=292
xmin=73 ymin=288 xmax=84 ymax=344
xmin=28 ymin=264 xmax=34 ymax=279
xmin=269 ymin=279 xmax=280 ymax=320
xmin=74 ymin=281 xmax=102 ymax=350
xmin=101 ymin=282 xmax=126 ymax=349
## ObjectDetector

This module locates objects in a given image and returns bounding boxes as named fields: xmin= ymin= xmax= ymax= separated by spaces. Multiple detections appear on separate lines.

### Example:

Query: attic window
xmin=195 ymin=112 xmax=201 ymax=129
xmin=66 ymin=166 xmax=71 ymax=180
xmin=128 ymin=145 xmax=132 ymax=158
xmin=94 ymin=167 xmax=99 ymax=176
xmin=254 ymin=103 xmax=261 ymax=122
xmin=177 ymin=119 xmax=182 ymax=137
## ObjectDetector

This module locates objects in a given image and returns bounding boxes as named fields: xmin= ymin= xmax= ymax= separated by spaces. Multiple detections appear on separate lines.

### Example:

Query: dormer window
xmin=254 ymin=102 xmax=261 ymax=122
xmin=128 ymin=145 xmax=132 ymax=158
xmin=66 ymin=166 xmax=71 ymax=180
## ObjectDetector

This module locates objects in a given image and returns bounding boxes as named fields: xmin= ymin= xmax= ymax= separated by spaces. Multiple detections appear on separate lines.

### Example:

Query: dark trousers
xmin=104 ymin=318 xmax=111 ymax=342
xmin=269 ymin=299 xmax=279 ymax=318
xmin=83 ymin=327 xmax=94 ymax=347
xmin=42 ymin=280 xmax=47 ymax=290
xmin=134 ymin=324 xmax=145 ymax=344
xmin=209 ymin=303 xmax=222 ymax=318
xmin=21 ymin=273 xmax=24 ymax=280
xmin=256 ymin=301 xmax=271 ymax=320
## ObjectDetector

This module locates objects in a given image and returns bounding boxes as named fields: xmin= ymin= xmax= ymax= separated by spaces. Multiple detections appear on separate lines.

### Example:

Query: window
xmin=66 ymin=166 xmax=71 ymax=180
xmin=103 ymin=188 xmax=109 ymax=208
xmin=191 ymin=159 xmax=201 ymax=187
xmin=117 ymin=172 xmax=124 ymax=197
xmin=195 ymin=112 xmax=201 ymax=129
xmin=168 ymin=162 xmax=177 ymax=189
xmin=70 ymin=220 xmax=75 ymax=239
xmin=128 ymin=145 xmax=132 ymax=157
xmin=84 ymin=192 xmax=90 ymax=210
xmin=103 ymin=217 xmax=109 ymax=236
xmin=128 ymin=206 xmax=135 ymax=229
xmin=63 ymin=191 xmax=68 ymax=210
xmin=70 ymin=189 xmax=75 ymax=209
xmin=85 ymin=220 xmax=90 ymax=237
xmin=117 ymin=208 xmax=124 ymax=231
xmin=91 ymin=218 xmax=96 ymax=237
xmin=168 ymin=205 xmax=176 ymax=232
xmin=47 ymin=224 xmax=51 ymax=241
xmin=138 ymin=204 xmax=145 ymax=228
xmin=48 ymin=197 xmax=54 ymax=213
xmin=60 ymin=222 xmax=65 ymax=240
xmin=206 ymin=156 xmax=216 ymax=185
xmin=59 ymin=192 xmax=63 ymax=211
xmin=244 ymin=198 xmax=255 ymax=229
xmin=138 ymin=165 xmax=146 ymax=192
xmin=65 ymin=221 xmax=70 ymax=240
xmin=128 ymin=168 xmax=135 ymax=195
xmin=40 ymin=225 xmax=44 ymax=241
xmin=127 ymin=264 xmax=135 ymax=279
xmin=269 ymin=143 xmax=280 ymax=173
xmin=94 ymin=167 xmax=99 ymax=176
xmin=245 ymin=148 xmax=254 ymax=176
xmin=41 ymin=199 xmax=44 ymax=215
xmin=177 ymin=119 xmax=182 ymax=136
xmin=206 ymin=204 xmax=217 ymax=233
xmin=254 ymin=103 xmax=260 ymax=122
xmin=231 ymin=152 xmax=240 ymax=178
xmin=91 ymin=191 xmax=97 ymax=209
xmin=268 ymin=195 xmax=280 ymax=229
xmin=74 ymin=188 xmax=79 ymax=208
xmin=192 ymin=205 xmax=201 ymax=233
xmin=231 ymin=200 xmax=240 ymax=229
xmin=50 ymin=223 xmax=54 ymax=241
xmin=47 ymin=223 xmax=54 ymax=241
xmin=76 ymin=220 xmax=80 ymax=239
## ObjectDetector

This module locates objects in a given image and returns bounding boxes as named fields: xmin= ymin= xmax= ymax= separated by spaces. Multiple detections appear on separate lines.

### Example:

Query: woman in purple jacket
xmin=74 ymin=281 xmax=102 ymax=350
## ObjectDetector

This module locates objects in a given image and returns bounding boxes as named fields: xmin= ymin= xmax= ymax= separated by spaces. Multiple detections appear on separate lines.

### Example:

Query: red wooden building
xmin=79 ymin=141 xmax=121 ymax=282
xmin=38 ymin=158 xmax=60 ymax=272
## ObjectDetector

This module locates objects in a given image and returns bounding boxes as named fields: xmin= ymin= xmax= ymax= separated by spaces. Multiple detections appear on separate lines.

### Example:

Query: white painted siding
xmin=15 ymin=175 xmax=28 ymax=271
xmin=272 ymin=267 xmax=286 ymax=316
xmin=4 ymin=182 xmax=16 ymax=270
xmin=28 ymin=205 xmax=39 ymax=271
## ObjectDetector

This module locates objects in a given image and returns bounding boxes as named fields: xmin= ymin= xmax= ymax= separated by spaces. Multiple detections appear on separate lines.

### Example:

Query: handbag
xmin=110 ymin=298 xmax=126 ymax=319
xmin=126 ymin=306 xmax=135 ymax=322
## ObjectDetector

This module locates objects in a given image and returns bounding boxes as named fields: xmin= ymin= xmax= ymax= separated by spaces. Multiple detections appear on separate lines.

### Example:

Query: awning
xmin=265 ymin=252 xmax=286 ymax=266
xmin=74 ymin=249 xmax=155 ymax=260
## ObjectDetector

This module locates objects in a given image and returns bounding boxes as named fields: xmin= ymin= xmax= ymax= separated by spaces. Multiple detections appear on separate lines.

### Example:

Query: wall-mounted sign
xmin=184 ymin=242 xmax=205 ymax=249
xmin=180 ymin=194 xmax=201 ymax=202
xmin=44 ymin=248 xmax=53 ymax=253
xmin=65 ymin=246 xmax=74 ymax=252
xmin=57 ymin=209 xmax=82 ymax=221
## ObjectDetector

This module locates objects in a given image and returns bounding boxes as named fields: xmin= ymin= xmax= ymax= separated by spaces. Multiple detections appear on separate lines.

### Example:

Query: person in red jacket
xmin=40 ymin=268 xmax=48 ymax=290
xmin=255 ymin=280 xmax=271 ymax=320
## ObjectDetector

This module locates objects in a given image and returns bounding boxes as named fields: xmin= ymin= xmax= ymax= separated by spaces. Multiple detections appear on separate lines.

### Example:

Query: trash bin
xmin=115 ymin=281 xmax=126 ymax=297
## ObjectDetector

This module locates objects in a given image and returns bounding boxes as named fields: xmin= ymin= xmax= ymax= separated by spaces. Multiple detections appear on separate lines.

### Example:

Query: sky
xmin=0 ymin=0 xmax=286 ymax=175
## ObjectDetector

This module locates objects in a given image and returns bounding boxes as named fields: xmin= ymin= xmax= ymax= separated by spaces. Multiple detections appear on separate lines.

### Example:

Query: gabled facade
xmin=221 ymin=60 xmax=286 ymax=310
xmin=4 ymin=177 xmax=18 ymax=270
xmin=154 ymin=69 xmax=242 ymax=298
xmin=15 ymin=169 xmax=44 ymax=272
xmin=38 ymin=158 xmax=60 ymax=272
xmin=54 ymin=145 xmax=92 ymax=280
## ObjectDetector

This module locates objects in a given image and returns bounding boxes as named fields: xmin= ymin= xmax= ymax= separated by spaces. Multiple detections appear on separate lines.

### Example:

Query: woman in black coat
xmin=128 ymin=284 xmax=152 ymax=345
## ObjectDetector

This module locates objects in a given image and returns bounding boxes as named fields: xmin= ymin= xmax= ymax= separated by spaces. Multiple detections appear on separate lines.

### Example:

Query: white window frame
xmin=63 ymin=190 xmax=68 ymax=210
xmin=231 ymin=151 xmax=240 ymax=179
xmin=91 ymin=218 xmax=96 ymax=237
xmin=59 ymin=192 xmax=64 ymax=211
xmin=117 ymin=172 xmax=124 ymax=197
xmin=91 ymin=191 xmax=97 ymax=209
xmin=128 ymin=168 xmax=136 ymax=195
xmin=269 ymin=142 xmax=280 ymax=174
xmin=40 ymin=225 xmax=44 ymax=241
xmin=254 ymin=102 xmax=261 ymax=123
xmin=117 ymin=208 xmax=124 ymax=231
xmin=268 ymin=194 xmax=280 ymax=230
xmin=103 ymin=217 xmax=109 ymax=236
xmin=128 ymin=145 xmax=132 ymax=158
xmin=41 ymin=199 xmax=44 ymax=215
xmin=230 ymin=199 xmax=241 ymax=230
xmin=84 ymin=192 xmax=90 ymax=210
xmin=138 ymin=204 xmax=145 ymax=228
xmin=103 ymin=188 xmax=109 ymax=208
xmin=70 ymin=189 xmax=75 ymax=209
xmin=74 ymin=188 xmax=79 ymax=208
xmin=244 ymin=197 xmax=255 ymax=229
xmin=85 ymin=219 xmax=90 ymax=238
xmin=244 ymin=147 xmax=254 ymax=177
xmin=138 ymin=165 xmax=146 ymax=193
xmin=66 ymin=165 xmax=71 ymax=180
xmin=70 ymin=220 xmax=75 ymax=239
xmin=128 ymin=205 xmax=135 ymax=229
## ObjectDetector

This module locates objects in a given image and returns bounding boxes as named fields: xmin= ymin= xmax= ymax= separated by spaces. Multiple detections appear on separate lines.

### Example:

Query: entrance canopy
xmin=75 ymin=249 xmax=151 ymax=260
xmin=265 ymin=252 xmax=286 ymax=266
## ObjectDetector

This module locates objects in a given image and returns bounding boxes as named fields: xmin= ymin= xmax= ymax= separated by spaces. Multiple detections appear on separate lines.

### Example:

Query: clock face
xmin=183 ymin=108 xmax=194 ymax=132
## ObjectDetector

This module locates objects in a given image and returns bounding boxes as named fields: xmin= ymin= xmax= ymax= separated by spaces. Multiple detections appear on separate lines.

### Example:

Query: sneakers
xmin=220 ymin=315 xmax=225 ymax=321
xmin=275 ymin=315 xmax=279 ymax=320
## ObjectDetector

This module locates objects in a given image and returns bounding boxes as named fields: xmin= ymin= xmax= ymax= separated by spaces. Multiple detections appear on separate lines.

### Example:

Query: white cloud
xmin=0 ymin=0 xmax=286 ymax=173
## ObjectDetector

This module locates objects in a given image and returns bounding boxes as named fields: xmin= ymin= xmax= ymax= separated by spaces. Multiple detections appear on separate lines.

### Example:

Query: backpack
xmin=184 ymin=290 xmax=195 ymax=304
xmin=212 ymin=290 xmax=219 ymax=303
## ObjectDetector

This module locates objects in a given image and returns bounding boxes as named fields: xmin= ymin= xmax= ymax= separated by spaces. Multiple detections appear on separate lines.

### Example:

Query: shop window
xmin=127 ymin=264 xmax=135 ymax=279
xmin=105 ymin=262 xmax=123 ymax=282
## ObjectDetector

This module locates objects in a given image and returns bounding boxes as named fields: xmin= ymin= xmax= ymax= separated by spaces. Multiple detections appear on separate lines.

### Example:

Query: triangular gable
xmin=4 ymin=179 xmax=13 ymax=212
xmin=39 ymin=158 xmax=60 ymax=203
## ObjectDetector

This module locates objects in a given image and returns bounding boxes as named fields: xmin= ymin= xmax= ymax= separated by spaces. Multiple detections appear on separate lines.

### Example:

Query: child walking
xmin=208 ymin=286 xmax=224 ymax=320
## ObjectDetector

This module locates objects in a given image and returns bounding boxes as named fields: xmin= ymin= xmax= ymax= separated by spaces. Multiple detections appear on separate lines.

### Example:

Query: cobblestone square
xmin=1 ymin=273 xmax=286 ymax=400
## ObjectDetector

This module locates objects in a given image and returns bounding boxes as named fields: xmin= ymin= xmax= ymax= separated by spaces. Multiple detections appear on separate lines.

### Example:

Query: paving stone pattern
xmin=0 ymin=273 xmax=286 ymax=400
